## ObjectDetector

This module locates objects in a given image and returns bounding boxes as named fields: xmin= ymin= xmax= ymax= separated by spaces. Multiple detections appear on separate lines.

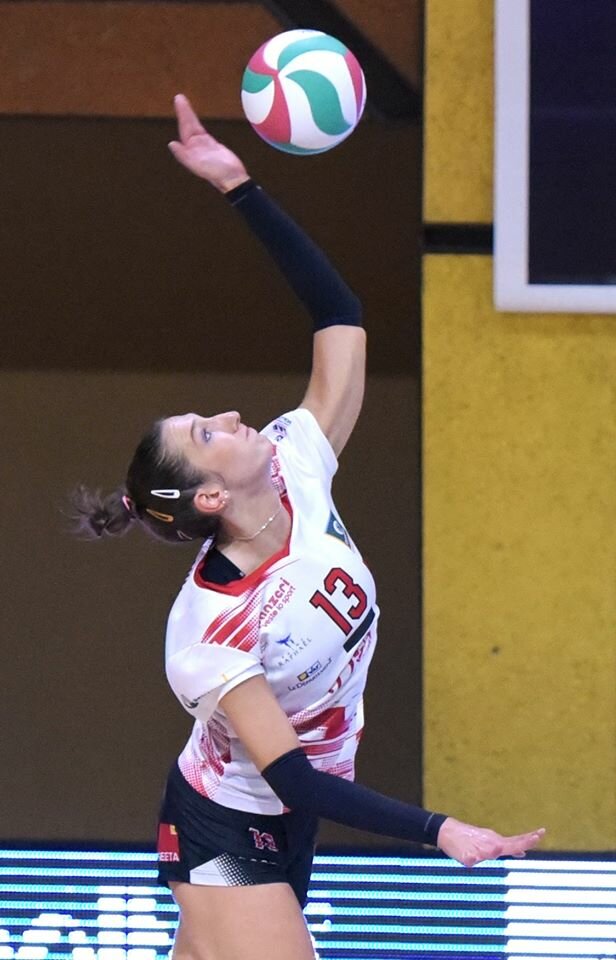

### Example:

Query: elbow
xmin=261 ymin=747 xmax=314 ymax=810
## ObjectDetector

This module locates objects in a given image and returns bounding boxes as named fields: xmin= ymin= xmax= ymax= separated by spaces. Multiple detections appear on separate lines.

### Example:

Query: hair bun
xmin=68 ymin=485 xmax=135 ymax=539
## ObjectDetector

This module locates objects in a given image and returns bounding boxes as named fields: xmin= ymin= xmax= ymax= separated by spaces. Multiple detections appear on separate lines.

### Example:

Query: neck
xmin=231 ymin=499 xmax=283 ymax=542
xmin=219 ymin=488 xmax=287 ymax=547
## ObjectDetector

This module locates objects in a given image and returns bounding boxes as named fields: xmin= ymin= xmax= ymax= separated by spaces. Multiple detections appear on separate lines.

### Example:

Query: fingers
xmin=174 ymin=93 xmax=207 ymax=142
xmin=460 ymin=827 xmax=546 ymax=868
xmin=167 ymin=140 xmax=189 ymax=167
xmin=502 ymin=828 xmax=546 ymax=857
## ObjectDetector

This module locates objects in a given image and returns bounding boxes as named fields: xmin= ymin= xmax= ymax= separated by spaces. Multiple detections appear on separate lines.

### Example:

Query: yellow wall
xmin=424 ymin=0 xmax=493 ymax=223
xmin=423 ymin=1 xmax=616 ymax=848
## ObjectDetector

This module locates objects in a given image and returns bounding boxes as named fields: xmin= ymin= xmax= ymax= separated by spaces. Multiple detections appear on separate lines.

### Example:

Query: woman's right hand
xmin=168 ymin=94 xmax=250 ymax=193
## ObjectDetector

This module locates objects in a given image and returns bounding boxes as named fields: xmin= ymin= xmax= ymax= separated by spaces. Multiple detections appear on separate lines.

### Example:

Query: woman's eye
xmin=202 ymin=429 xmax=212 ymax=443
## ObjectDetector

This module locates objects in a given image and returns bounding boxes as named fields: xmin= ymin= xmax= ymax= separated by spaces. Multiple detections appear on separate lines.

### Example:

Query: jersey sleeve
xmin=261 ymin=408 xmax=338 ymax=484
xmin=166 ymin=643 xmax=264 ymax=725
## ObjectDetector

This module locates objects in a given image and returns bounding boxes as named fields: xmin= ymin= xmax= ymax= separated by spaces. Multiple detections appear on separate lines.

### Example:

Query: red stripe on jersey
xmin=227 ymin=617 xmax=260 ymax=653
xmin=323 ymin=758 xmax=355 ymax=780
xmin=202 ymin=592 xmax=256 ymax=646
xmin=200 ymin=597 xmax=248 ymax=644
xmin=270 ymin=453 xmax=286 ymax=494
xmin=292 ymin=706 xmax=350 ymax=740
xmin=200 ymin=724 xmax=225 ymax=780
xmin=202 ymin=559 xmax=297 ymax=649
xmin=206 ymin=592 xmax=261 ymax=648
xmin=302 ymin=734 xmax=353 ymax=757
xmin=209 ymin=714 xmax=232 ymax=764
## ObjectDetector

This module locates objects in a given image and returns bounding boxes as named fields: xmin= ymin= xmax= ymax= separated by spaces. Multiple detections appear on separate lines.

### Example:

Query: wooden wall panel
xmin=0 ymin=116 xmax=419 ymax=375
xmin=0 ymin=1 xmax=279 ymax=118
xmin=333 ymin=0 xmax=422 ymax=87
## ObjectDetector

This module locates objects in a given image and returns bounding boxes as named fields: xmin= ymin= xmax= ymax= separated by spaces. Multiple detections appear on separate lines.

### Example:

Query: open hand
xmin=437 ymin=817 xmax=546 ymax=868
xmin=168 ymin=94 xmax=250 ymax=193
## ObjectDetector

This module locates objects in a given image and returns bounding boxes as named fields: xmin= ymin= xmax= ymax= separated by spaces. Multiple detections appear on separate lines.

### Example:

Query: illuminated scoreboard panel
xmin=0 ymin=850 xmax=615 ymax=959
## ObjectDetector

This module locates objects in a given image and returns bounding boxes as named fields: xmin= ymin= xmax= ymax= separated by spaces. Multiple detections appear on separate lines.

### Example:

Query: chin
xmin=258 ymin=436 xmax=276 ymax=467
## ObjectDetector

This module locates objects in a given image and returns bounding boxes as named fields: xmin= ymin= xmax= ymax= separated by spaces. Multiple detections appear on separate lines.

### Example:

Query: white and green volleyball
xmin=241 ymin=29 xmax=367 ymax=155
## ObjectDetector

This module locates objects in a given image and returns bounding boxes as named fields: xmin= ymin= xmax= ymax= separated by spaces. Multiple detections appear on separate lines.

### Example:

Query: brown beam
xmin=0 ymin=2 xmax=280 ymax=118
xmin=333 ymin=0 xmax=422 ymax=90
xmin=262 ymin=0 xmax=421 ymax=120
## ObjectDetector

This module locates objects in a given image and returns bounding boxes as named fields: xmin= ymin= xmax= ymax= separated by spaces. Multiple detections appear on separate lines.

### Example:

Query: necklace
xmin=232 ymin=500 xmax=284 ymax=542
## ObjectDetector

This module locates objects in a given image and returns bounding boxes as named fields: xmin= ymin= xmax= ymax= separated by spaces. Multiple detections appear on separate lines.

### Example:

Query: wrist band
xmin=226 ymin=179 xmax=258 ymax=205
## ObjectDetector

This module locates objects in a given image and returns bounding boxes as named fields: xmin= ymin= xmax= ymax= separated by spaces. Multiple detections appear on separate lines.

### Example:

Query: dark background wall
xmin=0 ymin=6 xmax=423 ymax=847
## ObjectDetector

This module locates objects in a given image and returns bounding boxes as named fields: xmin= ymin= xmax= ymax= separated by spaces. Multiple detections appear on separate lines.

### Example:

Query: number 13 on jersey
xmin=309 ymin=567 xmax=370 ymax=651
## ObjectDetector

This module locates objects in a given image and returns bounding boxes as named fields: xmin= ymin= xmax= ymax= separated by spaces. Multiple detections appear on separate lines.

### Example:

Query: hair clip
xmin=146 ymin=507 xmax=175 ymax=523
xmin=121 ymin=494 xmax=135 ymax=514
xmin=150 ymin=489 xmax=181 ymax=499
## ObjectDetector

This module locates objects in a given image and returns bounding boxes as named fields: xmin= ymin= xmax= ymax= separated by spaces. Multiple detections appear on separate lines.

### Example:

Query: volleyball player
xmin=72 ymin=95 xmax=545 ymax=960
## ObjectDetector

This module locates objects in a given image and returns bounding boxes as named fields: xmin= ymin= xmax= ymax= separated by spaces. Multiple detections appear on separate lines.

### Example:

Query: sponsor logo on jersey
xmin=326 ymin=512 xmax=351 ymax=546
xmin=272 ymin=421 xmax=288 ymax=441
xmin=287 ymin=657 xmax=333 ymax=691
xmin=157 ymin=823 xmax=180 ymax=862
xmin=273 ymin=634 xmax=312 ymax=665
xmin=275 ymin=633 xmax=294 ymax=647
xmin=181 ymin=692 xmax=205 ymax=710
xmin=248 ymin=828 xmax=279 ymax=852
xmin=259 ymin=577 xmax=295 ymax=628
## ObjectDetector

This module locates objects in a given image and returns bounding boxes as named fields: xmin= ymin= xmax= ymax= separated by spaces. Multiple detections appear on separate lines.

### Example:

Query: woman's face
xmin=160 ymin=411 xmax=273 ymax=491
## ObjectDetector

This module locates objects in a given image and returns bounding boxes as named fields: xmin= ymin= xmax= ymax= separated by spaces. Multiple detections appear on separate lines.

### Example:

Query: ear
xmin=193 ymin=482 xmax=229 ymax=517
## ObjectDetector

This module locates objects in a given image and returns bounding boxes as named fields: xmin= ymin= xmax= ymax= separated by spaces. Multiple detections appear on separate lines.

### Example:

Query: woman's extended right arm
xmin=220 ymin=675 xmax=546 ymax=868
xmin=169 ymin=94 xmax=365 ymax=457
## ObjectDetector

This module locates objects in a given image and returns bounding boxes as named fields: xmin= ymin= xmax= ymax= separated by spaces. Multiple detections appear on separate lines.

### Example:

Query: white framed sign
xmin=494 ymin=0 xmax=616 ymax=312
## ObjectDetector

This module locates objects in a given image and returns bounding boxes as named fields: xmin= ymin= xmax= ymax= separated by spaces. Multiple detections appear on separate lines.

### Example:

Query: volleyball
xmin=241 ymin=29 xmax=367 ymax=155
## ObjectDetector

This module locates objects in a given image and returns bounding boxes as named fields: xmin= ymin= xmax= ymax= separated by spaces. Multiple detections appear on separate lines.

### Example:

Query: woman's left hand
xmin=168 ymin=94 xmax=250 ymax=193
xmin=437 ymin=817 xmax=546 ymax=867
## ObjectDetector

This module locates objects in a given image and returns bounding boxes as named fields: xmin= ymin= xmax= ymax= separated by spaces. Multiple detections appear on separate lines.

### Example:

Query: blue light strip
xmin=311 ymin=870 xmax=505 ymax=884
xmin=0 ymin=855 xmax=154 ymax=863
xmin=307 ymin=887 xmax=505 ymax=900
xmin=0 ymin=850 xmax=612 ymax=960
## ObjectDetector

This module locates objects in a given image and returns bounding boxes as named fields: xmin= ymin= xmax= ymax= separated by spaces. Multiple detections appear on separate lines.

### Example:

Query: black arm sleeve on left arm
xmin=262 ymin=748 xmax=447 ymax=847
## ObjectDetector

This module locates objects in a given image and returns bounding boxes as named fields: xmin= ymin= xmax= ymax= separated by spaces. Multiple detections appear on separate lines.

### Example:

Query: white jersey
xmin=165 ymin=408 xmax=379 ymax=815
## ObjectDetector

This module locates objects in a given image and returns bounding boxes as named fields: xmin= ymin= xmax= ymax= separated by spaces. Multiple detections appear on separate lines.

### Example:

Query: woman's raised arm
xmin=169 ymin=94 xmax=365 ymax=456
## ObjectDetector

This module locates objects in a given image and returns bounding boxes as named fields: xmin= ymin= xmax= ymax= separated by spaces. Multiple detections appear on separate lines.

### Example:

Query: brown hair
xmin=70 ymin=421 xmax=220 ymax=544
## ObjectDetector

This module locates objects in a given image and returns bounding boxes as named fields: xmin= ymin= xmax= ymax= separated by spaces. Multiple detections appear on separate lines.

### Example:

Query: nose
xmin=218 ymin=411 xmax=241 ymax=432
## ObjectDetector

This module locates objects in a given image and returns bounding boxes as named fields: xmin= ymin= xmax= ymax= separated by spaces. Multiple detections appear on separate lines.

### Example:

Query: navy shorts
xmin=157 ymin=762 xmax=318 ymax=908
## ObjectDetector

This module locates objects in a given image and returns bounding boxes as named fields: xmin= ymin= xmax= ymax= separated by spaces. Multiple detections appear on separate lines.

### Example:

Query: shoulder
xmin=260 ymin=408 xmax=338 ymax=481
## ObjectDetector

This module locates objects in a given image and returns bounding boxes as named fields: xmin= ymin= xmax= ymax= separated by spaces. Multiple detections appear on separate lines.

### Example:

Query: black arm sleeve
xmin=262 ymin=748 xmax=448 ymax=847
xmin=225 ymin=179 xmax=362 ymax=331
